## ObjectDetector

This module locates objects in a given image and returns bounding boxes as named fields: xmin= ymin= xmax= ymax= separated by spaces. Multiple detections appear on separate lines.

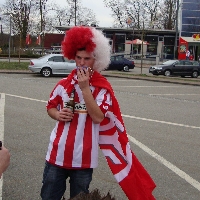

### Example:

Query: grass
xmin=0 ymin=61 xmax=29 ymax=70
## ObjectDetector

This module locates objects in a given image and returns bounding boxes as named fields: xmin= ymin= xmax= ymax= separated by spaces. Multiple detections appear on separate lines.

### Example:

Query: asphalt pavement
xmin=1 ymin=70 xmax=200 ymax=199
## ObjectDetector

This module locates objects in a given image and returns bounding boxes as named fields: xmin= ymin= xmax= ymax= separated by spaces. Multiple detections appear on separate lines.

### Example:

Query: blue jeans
xmin=40 ymin=162 xmax=93 ymax=200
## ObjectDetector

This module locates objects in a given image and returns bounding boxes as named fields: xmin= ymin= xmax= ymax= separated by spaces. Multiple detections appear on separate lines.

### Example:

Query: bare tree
xmin=32 ymin=0 xmax=48 ymax=34
xmin=161 ymin=0 xmax=176 ymax=30
xmin=65 ymin=0 xmax=98 ymax=26
xmin=103 ymin=0 xmax=160 ymax=29
xmin=103 ymin=0 xmax=127 ymax=28
xmin=125 ymin=0 xmax=145 ymax=29
xmin=1 ymin=0 xmax=99 ymax=36
xmin=143 ymin=0 xmax=162 ymax=29
xmin=2 ymin=0 xmax=32 ymax=39
xmin=77 ymin=7 xmax=98 ymax=26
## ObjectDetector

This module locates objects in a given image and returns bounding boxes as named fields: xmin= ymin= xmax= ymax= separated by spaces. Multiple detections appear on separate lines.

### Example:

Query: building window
xmin=115 ymin=34 xmax=126 ymax=43
xmin=146 ymin=35 xmax=158 ymax=55
xmin=164 ymin=46 xmax=174 ymax=59
xmin=164 ymin=36 xmax=175 ymax=45
xmin=114 ymin=34 xmax=126 ymax=53
xmin=106 ymin=34 xmax=113 ymax=39
xmin=147 ymin=45 xmax=157 ymax=55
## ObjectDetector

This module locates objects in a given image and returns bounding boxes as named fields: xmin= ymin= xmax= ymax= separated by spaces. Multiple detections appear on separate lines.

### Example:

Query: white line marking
xmin=107 ymin=77 xmax=139 ymax=80
xmin=4 ymin=93 xmax=200 ymax=191
xmin=112 ymin=85 xmax=189 ymax=87
xmin=6 ymin=94 xmax=47 ymax=103
xmin=128 ymin=135 xmax=200 ymax=191
xmin=22 ymin=78 xmax=38 ymax=80
xmin=150 ymin=94 xmax=200 ymax=96
xmin=0 ymin=93 xmax=5 ymax=200
xmin=122 ymin=114 xmax=200 ymax=129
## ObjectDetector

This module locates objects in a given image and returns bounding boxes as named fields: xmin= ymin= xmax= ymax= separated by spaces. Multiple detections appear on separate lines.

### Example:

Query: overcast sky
xmin=80 ymin=0 xmax=113 ymax=27
xmin=50 ymin=0 xmax=114 ymax=27
xmin=0 ymin=0 xmax=114 ymax=27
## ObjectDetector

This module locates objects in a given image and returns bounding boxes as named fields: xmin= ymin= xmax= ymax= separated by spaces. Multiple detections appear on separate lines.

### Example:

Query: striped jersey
xmin=45 ymin=70 xmax=156 ymax=199
xmin=46 ymin=73 xmax=112 ymax=168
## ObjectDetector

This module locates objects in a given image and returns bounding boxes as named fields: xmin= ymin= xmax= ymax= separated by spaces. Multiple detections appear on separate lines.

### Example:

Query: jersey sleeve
xmin=46 ymin=82 xmax=64 ymax=111
xmin=95 ymin=88 xmax=112 ymax=115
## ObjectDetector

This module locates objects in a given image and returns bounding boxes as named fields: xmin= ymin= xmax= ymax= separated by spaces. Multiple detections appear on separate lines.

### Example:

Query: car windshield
xmin=162 ymin=60 xmax=177 ymax=65
xmin=48 ymin=56 xmax=64 ymax=62
xmin=192 ymin=61 xmax=199 ymax=66
xmin=38 ymin=54 xmax=50 ymax=60
xmin=64 ymin=57 xmax=75 ymax=63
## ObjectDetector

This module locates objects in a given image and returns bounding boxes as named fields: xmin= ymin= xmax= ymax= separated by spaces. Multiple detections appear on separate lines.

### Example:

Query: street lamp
xmin=69 ymin=0 xmax=77 ymax=26
xmin=174 ymin=0 xmax=180 ymax=59
xmin=126 ymin=17 xmax=135 ymax=57
xmin=0 ymin=17 xmax=2 ymax=34
xmin=3 ymin=13 xmax=12 ymax=63
xmin=141 ymin=21 xmax=145 ymax=74
xmin=74 ymin=0 xmax=77 ymax=26
xmin=131 ymin=25 xmax=134 ymax=57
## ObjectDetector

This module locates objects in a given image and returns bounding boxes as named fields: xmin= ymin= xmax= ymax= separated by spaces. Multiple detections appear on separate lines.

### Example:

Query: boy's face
xmin=75 ymin=50 xmax=95 ymax=70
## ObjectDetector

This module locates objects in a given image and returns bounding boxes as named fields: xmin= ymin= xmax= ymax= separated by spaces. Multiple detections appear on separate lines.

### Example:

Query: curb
xmin=0 ymin=70 xmax=31 ymax=74
xmin=0 ymin=70 xmax=32 ymax=74
xmin=103 ymin=74 xmax=200 ymax=86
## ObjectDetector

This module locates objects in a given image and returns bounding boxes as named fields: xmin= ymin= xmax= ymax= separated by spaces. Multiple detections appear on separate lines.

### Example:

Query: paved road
xmin=0 ymin=73 xmax=200 ymax=199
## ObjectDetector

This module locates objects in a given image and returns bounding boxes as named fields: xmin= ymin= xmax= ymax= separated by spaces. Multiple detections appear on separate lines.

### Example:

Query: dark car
xmin=149 ymin=60 xmax=200 ymax=78
xmin=107 ymin=55 xmax=135 ymax=72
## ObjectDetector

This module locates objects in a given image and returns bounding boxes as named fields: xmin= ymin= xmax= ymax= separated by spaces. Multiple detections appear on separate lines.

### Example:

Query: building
xmin=54 ymin=26 xmax=177 ymax=60
xmin=178 ymin=0 xmax=200 ymax=60
xmin=180 ymin=0 xmax=200 ymax=37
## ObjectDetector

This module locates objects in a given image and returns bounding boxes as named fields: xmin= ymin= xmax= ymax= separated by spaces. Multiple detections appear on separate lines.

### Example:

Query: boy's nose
xmin=80 ymin=58 xmax=85 ymax=66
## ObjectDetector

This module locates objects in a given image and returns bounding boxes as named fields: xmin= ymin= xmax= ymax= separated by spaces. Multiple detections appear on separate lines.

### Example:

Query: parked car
xmin=28 ymin=54 xmax=76 ymax=77
xmin=149 ymin=60 xmax=200 ymax=78
xmin=106 ymin=55 xmax=135 ymax=72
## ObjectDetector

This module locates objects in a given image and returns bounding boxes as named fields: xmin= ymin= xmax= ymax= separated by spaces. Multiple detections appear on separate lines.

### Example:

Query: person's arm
xmin=77 ymin=68 xmax=104 ymax=124
xmin=82 ymin=87 xmax=104 ymax=123
xmin=0 ymin=145 xmax=10 ymax=178
xmin=46 ymin=80 xmax=74 ymax=122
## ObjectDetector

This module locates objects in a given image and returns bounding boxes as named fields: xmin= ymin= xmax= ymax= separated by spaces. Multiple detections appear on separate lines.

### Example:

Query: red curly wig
xmin=62 ymin=26 xmax=96 ymax=60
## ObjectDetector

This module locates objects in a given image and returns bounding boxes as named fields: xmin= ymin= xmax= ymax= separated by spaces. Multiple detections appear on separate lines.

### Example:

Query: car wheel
xmin=192 ymin=71 xmax=198 ymax=78
xmin=123 ymin=65 xmax=129 ymax=72
xmin=181 ymin=75 xmax=185 ymax=78
xmin=164 ymin=70 xmax=171 ymax=76
xmin=41 ymin=67 xmax=52 ymax=77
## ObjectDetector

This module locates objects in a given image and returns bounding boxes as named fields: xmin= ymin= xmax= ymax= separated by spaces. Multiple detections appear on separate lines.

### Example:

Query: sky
xmin=49 ymin=0 xmax=114 ymax=27
xmin=80 ymin=0 xmax=113 ymax=27
xmin=0 ymin=0 xmax=114 ymax=27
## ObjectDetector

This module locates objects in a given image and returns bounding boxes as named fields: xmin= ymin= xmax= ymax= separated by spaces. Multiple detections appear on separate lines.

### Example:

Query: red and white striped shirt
xmin=45 ymin=70 xmax=156 ymax=199
xmin=46 ymin=73 xmax=112 ymax=168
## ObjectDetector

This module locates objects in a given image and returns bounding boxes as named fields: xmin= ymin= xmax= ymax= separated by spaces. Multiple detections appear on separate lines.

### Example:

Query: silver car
xmin=28 ymin=54 xmax=76 ymax=77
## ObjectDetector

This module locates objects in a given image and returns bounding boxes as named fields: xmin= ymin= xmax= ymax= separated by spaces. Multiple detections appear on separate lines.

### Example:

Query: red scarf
xmin=67 ymin=70 xmax=156 ymax=200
